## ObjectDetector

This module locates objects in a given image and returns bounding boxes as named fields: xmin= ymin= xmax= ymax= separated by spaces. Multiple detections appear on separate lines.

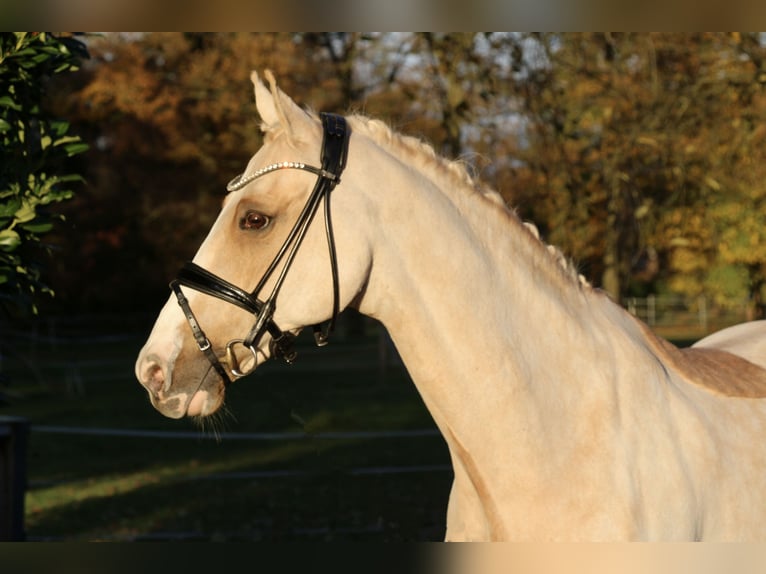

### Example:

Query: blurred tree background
xmin=34 ymin=32 xmax=766 ymax=317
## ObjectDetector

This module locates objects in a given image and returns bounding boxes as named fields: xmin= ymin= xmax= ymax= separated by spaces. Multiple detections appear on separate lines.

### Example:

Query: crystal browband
xmin=226 ymin=161 xmax=338 ymax=193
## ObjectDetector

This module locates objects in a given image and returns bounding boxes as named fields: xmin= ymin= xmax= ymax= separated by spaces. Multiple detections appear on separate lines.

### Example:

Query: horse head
xmin=135 ymin=70 xmax=374 ymax=418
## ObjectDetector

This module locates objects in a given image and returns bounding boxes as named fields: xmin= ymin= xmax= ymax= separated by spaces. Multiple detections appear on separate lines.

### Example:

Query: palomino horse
xmin=136 ymin=70 xmax=766 ymax=541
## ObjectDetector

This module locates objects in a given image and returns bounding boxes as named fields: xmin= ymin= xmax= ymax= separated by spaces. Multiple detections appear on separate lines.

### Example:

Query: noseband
xmin=169 ymin=113 xmax=350 ymax=386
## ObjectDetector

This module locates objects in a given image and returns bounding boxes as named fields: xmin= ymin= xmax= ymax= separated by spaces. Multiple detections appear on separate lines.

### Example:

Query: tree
xmin=649 ymin=33 xmax=766 ymax=315
xmin=45 ymin=32 xmax=360 ymax=311
xmin=47 ymin=32 xmax=766 ymax=317
xmin=509 ymin=33 xmax=766 ymax=310
xmin=0 ymin=32 xmax=88 ymax=315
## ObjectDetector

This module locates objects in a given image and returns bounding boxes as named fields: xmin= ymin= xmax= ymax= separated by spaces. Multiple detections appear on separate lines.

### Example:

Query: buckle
xmin=197 ymin=338 xmax=212 ymax=352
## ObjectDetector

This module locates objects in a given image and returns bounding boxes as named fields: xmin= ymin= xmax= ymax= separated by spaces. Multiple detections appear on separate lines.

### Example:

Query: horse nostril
xmin=142 ymin=362 xmax=166 ymax=397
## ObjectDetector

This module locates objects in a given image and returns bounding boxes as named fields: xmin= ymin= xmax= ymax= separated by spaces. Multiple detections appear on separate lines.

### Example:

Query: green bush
xmin=0 ymin=32 xmax=88 ymax=314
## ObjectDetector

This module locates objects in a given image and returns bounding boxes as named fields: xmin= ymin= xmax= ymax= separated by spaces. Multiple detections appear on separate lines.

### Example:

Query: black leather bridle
xmin=169 ymin=113 xmax=350 ymax=386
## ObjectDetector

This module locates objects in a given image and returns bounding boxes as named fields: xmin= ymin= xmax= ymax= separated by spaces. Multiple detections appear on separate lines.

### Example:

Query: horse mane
xmin=346 ymin=113 xmax=592 ymax=290
xmin=345 ymin=116 xmax=766 ymax=399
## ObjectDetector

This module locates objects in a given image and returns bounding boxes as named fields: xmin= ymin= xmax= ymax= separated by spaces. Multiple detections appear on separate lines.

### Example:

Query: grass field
xmin=0 ymin=313 xmax=452 ymax=541
xmin=0 ymin=310 xmax=721 ymax=542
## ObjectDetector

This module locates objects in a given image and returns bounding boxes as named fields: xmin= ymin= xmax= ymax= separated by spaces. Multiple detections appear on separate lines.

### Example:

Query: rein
xmin=169 ymin=113 xmax=350 ymax=385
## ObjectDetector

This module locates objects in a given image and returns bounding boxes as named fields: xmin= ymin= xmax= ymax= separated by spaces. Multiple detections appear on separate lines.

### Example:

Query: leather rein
xmin=169 ymin=113 xmax=350 ymax=386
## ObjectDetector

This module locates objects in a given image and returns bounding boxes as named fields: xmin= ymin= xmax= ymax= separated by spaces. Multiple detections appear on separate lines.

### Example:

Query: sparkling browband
xmin=226 ymin=161 xmax=337 ymax=193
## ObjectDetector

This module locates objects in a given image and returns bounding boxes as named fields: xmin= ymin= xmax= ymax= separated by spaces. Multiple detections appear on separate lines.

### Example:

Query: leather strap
xmin=177 ymin=262 xmax=261 ymax=314
xmin=171 ymin=279 xmax=232 ymax=385
xmin=312 ymin=112 xmax=349 ymax=344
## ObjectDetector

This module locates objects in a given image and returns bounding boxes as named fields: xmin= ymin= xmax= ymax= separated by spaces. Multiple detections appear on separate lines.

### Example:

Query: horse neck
xmin=355 ymin=152 xmax=654 ymax=442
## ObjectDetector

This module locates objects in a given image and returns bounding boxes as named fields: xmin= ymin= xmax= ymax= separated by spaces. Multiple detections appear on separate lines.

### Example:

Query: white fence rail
xmin=623 ymin=295 xmax=750 ymax=333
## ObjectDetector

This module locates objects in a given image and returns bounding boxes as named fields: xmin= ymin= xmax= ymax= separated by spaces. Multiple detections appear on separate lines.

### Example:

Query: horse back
xmin=677 ymin=346 xmax=766 ymax=398
xmin=639 ymin=321 xmax=766 ymax=398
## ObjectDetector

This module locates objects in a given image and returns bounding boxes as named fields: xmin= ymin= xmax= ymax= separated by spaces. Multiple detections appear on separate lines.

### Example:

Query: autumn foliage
xmin=40 ymin=33 xmax=766 ymax=317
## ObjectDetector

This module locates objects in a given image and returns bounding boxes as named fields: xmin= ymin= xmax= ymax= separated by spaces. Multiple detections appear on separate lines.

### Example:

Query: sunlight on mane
xmin=347 ymin=113 xmax=592 ymax=289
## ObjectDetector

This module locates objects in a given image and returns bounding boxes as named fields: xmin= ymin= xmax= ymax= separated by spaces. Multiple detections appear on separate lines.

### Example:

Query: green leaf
xmin=14 ymin=32 xmax=28 ymax=48
xmin=0 ymin=95 xmax=21 ymax=111
xmin=38 ymin=189 xmax=74 ymax=205
xmin=20 ymin=220 xmax=53 ymax=233
xmin=13 ymin=200 xmax=36 ymax=223
xmin=52 ymin=134 xmax=81 ymax=146
xmin=50 ymin=119 xmax=70 ymax=136
xmin=63 ymin=142 xmax=89 ymax=156
xmin=0 ymin=229 xmax=21 ymax=252
xmin=54 ymin=62 xmax=77 ymax=74
xmin=0 ymin=196 xmax=21 ymax=218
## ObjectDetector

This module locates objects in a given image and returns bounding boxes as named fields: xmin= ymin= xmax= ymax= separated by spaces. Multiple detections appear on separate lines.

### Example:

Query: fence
xmin=0 ymin=310 xmax=402 ymax=394
xmin=0 ymin=299 xmax=755 ymax=540
xmin=0 ymin=296 xmax=751 ymax=395
xmin=0 ymin=312 xmax=430 ymax=541
xmin=623 ymin=295 xmax=750 ymax=337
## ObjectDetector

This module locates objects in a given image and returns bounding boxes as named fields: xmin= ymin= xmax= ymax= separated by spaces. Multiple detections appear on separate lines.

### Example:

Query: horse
xmin=136 ymin=70 xmax=766 ymax=541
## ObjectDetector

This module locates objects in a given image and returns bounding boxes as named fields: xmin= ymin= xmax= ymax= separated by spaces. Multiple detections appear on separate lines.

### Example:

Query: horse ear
xmin=251 ymin=70 xmax=312 ymax=146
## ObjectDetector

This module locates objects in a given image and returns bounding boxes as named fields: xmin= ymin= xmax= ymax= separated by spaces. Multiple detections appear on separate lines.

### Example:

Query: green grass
xmin=0 ymin=318 xmax=452 ymax=541
xmin=0 ymin=313 xmax=713 ymax=541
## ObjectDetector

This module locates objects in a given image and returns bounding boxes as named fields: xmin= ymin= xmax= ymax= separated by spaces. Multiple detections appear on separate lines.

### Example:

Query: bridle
xmin=169 ymin=113 xmax=350 ymax=386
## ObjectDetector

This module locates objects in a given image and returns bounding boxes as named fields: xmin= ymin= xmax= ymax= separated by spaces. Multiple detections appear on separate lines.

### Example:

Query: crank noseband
xmin=170 ymin=113 xmax=350 ymax=385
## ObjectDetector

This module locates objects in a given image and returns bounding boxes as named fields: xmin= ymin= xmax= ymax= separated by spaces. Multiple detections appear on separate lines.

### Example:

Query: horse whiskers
xmin=185 ymin=362 xmax=236 ymax=441
xmin=192 ymin=404 xmax=237 ymax=442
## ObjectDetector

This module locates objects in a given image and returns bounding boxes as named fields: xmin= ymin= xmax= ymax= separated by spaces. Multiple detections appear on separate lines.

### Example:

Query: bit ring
xmin=225 ymin=339 xmax=259 ymax=378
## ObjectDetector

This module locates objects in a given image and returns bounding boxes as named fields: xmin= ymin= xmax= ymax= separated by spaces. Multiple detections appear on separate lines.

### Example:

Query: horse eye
xmin=240 ymin=211 xmax=270 ymax=230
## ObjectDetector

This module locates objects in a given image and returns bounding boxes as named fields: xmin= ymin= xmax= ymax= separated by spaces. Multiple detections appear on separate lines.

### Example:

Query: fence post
xmin=647 ymin=294 xmax=656 ymax=326
xmin=698 ymin=295 xmax=708 ymax=331
xmin=0 ymin=416 xmax=29 ymax=541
